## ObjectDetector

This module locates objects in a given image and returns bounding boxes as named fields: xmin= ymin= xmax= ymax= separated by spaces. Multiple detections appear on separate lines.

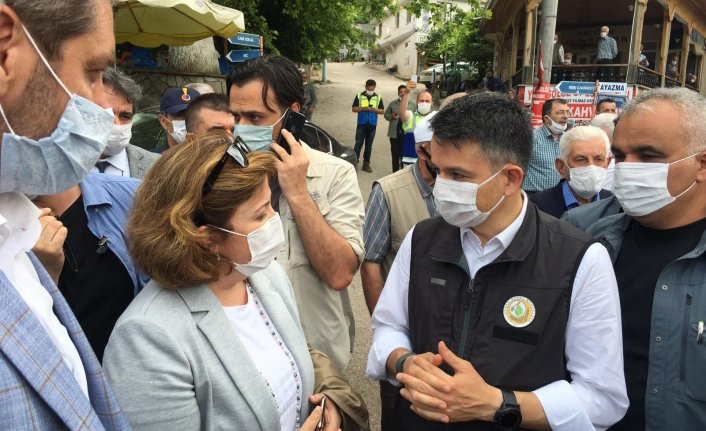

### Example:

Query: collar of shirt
xmin=412 ymin=162 xmax=433 ymax=199
xmin=94 ymin=149 xmax=130 ymax=177
xmin=0 ymin=193 xmax=41 ymax=266
xmin=562 ymin=180 xmax=600 ymax=210
xmin=80 ymin=173 xmax=115 ymax=209
xmin=460 ymin=191 xmax=529 ymax=278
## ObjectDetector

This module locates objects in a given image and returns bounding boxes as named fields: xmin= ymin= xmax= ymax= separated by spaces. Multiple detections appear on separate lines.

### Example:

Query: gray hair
xmin=559 ymin=125 xmax=611 ymax=160
xmin=103 ymin=66 xmax=143 ymax=112
xmin=619 ymin=87 xmax=706 ymax=154
xmin=590 ymin=113 xmax=617 ymax=142
xmin=7 ymin=0 xmax=112 ymax=61
xmin=185 ymin=82 xmax=215 ymax=95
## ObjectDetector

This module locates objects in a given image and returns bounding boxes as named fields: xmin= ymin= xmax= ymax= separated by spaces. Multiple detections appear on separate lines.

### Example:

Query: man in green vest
xmin=398 ymin=81 xmax=434 ymax=164
xmin=361 ymin=113 xmax=437 ymax=431
xmin=352 ymin=79 xmax=384 ymax=172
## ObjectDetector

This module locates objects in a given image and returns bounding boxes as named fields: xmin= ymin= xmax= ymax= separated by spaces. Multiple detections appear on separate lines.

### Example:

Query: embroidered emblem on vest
xmin=503 ymin=296 xmax=536 ymax=328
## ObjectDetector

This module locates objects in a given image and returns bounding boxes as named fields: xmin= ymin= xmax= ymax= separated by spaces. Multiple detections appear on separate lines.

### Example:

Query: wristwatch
xmin=493 ymin=389 xmax=522 ymax=430
xmin=394 ymin=351 xmax=416 ymax=375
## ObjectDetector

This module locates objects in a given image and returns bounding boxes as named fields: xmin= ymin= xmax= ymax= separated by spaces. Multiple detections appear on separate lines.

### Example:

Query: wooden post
xmin=511 ymin=12 xmax=520 ymax=76
xmin=680 ymin=24 xmax=690 ymax=86
xmin=658 ymin=8 xmax=673 ymax=86
xmin=628 ymin=0 xmax=648 ymax=83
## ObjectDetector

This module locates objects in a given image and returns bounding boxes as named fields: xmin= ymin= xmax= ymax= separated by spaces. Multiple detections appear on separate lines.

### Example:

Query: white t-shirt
xmin=223 ymin=286 xmax=301 ymax=431
xmin=0 ymin=192 xmax=89 ymax=397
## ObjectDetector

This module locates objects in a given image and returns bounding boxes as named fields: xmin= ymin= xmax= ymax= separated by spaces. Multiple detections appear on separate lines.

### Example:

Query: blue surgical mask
xmin=235 ymin=110 xmax=287 ymax=151
xmin=0 ymin=25 xmax=114 ymax=195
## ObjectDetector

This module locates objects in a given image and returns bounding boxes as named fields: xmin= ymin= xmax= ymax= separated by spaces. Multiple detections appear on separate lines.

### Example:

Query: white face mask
xmin=433 ymin=169 xmax=505 ymax=228
xmin=546 ymin=117 xmax=567 ymax=135
xmin=600 ymin=32 xmax=608 ymax=38
xmin=209 ymin=214 xmax=285 ymax=277
xmin=612 ymin=153 xmax=698 ymax=217
xmin=168 ymin=119 xmax=187 ymax=145
xmin=567 ymin=164 xmax=607 ymax=200
xmin=365 ymin=90 xmax=374 ymax=96
xmin=417 ymin=103 xmax=432 ymax=115
xmin=104 ymin=123 xmax=132 ymax=156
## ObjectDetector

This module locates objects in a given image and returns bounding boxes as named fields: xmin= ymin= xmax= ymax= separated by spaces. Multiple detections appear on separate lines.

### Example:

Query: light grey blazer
xmin=125 ymin=144 xmax=159 ymax=180
xmin=103 ymin=261 xmax=315 ymax=431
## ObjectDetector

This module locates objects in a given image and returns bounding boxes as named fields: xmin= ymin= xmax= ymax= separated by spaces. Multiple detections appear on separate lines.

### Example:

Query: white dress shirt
xmin=91 ymin=149 xmax=130 ymax=177
xmin=0 ymin=192 xmax=89 ymax=397
xmin=367 ymin=194 xmax=628 ymax=430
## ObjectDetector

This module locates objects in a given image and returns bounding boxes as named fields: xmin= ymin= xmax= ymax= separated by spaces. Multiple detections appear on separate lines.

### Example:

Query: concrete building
xmin=375 ymin=0 xmax=473 ymax=79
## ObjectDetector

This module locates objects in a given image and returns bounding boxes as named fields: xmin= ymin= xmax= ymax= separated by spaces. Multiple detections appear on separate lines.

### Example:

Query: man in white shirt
xmin=0 ymin=0 xmax=131 ymax=428
xmin=366 ymin=92 xmax=628 ymax=430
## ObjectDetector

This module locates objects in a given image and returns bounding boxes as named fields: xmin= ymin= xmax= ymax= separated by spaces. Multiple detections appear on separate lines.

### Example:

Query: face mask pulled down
xmin=546 ymin=117 xmax=567 ymax=135
xmin=210 ymin=214 xmax=285 ymax=277
xmin=612 ymin=154 xmax=698 ymax=217
xmin=0 ymin=26 xmax=114 ymax=195
xmin=433 ymin=169 xmax=505 ymax=228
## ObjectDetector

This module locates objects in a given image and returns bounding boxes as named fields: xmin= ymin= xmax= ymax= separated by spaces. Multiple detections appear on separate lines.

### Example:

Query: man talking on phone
xmin=227 ymin=56 xmax=365 ymax=374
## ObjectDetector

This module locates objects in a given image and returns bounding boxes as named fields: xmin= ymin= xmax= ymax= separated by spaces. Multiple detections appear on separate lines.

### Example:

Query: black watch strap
xmin=494 ymin=389 xmax=522 ymax=430
xmin=394 ymin=351 xmax=415 ymax=375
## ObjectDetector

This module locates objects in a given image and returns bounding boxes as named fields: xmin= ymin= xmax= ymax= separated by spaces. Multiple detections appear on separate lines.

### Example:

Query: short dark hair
xmin=366 ymin=79 xmax=376 ymax=87
xmin=542 ymin=98 xmax=569 ymax=117
xmin=417 ymin=90 xmax=432 ymax=103
xmin=7 ymin=0 xmax=111 ymax=61
xmin=398 ymin=84 xmax=406 ymax=91
xmin=596 ymin=98 xmax=616 ymax=110
xmin=102 ymin=66 xmax=143 ymax=112
xmin=226 ymin=55 xmax=304 ymax=113
xmin=185 ymin=93 xmax=232 ymax=132
xmin=430 ymin=92 xmax=533 ymax=172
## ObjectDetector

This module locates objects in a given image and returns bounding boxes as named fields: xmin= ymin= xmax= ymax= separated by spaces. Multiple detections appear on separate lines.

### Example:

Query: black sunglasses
xmin=201 ymin=136 xmax=251 ymax=198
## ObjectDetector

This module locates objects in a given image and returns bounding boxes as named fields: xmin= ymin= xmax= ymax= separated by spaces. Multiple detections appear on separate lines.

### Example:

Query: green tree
xmin=407 ymin=0 xmax=493 ymax=79
xmin=215 ymin=0 xmax=393 ymax=63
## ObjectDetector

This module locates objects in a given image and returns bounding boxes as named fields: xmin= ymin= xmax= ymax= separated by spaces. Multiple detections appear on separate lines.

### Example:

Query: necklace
xmin=247 ymin=283 xmax=303 ymax=430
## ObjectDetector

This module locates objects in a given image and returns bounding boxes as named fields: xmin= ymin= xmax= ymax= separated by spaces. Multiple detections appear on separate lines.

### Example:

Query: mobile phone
xmin=411 ymin=74 xmax=418 ymax=83
xmin=276 ymin=109 xmax=307 ymax=154
xmin=315 ymin=396 xmax=327 ymax=431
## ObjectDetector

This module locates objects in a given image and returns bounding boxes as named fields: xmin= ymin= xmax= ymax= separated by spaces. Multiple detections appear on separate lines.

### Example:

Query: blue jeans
xmin=354 ymin=124 xmax=377 ymax=162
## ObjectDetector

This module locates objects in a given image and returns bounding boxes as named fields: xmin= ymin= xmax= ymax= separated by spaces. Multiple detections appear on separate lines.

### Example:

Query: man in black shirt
xmin=32 ymin=174 xmax=145 ymax=361
xmin=586 ymin=87 xmax=706 ymax=429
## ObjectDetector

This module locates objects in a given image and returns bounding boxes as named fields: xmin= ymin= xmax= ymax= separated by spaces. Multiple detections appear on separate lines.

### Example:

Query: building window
xmin=407 ymin=10 xmax=413 ymax=24
xmin=378 ymin=23 xmax=382 ymax=36
xmin=396 ymin=12 xmax=400 ymax=28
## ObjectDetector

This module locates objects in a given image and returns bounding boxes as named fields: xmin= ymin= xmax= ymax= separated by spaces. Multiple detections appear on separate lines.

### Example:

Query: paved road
xmin=311 ymin=62 xmax=406 ymax=431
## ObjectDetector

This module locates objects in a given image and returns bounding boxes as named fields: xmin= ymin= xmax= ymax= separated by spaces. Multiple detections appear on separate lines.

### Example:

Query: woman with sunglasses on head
xmin=103 ymin=131 xmax=367 ymax=431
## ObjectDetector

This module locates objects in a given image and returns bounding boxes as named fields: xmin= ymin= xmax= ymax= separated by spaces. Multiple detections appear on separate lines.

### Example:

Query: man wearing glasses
xmin=227 ymin=56 xmax=365 ymax=372
xmin=523 ymin=98 xmax=570 ymax=194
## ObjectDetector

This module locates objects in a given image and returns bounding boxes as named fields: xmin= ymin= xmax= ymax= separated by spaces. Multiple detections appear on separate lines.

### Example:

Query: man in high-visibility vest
xmin=399 ymin=81 xmax=435 ymax=165
xmin=352 ymin=79 xmax=385 ymax=173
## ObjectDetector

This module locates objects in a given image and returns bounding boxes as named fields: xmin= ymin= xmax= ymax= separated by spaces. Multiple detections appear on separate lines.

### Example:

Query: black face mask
xmin=419 ymin=147 xmax=438 ymax=179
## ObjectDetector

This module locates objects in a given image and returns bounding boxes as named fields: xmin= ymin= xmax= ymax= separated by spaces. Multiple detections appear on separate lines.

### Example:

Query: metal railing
xmin=635 ymin=66 xmax=661 ymax=89
xmin=549 ymin=64 xmax=628 ymax=84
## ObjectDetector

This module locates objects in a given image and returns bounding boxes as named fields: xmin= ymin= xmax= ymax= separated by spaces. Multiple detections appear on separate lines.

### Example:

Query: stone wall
xmin=127 ymin=69 xmax=227 ymax=110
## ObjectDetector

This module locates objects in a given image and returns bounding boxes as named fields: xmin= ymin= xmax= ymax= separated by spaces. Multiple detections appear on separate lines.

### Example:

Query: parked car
xmin=130 ymin=106 xmax=358 ymax=169
xmin=419 ymin=62 xmax=471 ymax=84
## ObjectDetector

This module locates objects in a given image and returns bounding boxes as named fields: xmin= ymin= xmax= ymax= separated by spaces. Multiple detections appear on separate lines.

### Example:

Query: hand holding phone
xmin=315 ymin=396 xmax=327 ymax=431
xmin=276 ymin=108 xmax=307 ymax=154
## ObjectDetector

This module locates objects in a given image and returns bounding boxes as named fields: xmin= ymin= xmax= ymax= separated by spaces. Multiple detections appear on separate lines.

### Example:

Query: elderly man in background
xmin=301 ymin=69 xmax=318 ymax=121
xmin=96 ymin=66 xmax=159 ymax=179
xmin=530 ymin=125 xmax=613 ymax=218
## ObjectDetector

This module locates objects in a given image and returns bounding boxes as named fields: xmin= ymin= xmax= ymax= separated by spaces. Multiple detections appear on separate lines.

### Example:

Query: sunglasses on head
xmin=201 ymin=135 xmax=251 ymax=198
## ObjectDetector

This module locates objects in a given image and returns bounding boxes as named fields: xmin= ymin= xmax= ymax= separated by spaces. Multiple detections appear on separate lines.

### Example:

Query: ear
xmin=0 ymin=5 xmax=30 ymax=99
xmin=158 ymin=114 xmax=170 ymax=131
xmin=696 ymin=151 xmax=706 ymax=184
xmin=503 ymin=165 xmax=524 ymax=196
xmin=555 ymin=157 xmax=569 ymax=179
xmin=196 ymin=225 xmax=220 ymax=253
xmin=290 ymin=102 xmax=301 ymax=113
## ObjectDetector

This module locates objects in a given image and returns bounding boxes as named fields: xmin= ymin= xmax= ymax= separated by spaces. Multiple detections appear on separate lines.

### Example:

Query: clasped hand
xmin=396 ymin=341 xmax=502 ymax=424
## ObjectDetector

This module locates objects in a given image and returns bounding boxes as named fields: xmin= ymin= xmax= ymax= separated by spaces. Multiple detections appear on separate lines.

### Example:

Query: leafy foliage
xmin=407 ymin=0 xmax=493 ymax=78
xmin=214 ymin=0 xmax=394 ymax=63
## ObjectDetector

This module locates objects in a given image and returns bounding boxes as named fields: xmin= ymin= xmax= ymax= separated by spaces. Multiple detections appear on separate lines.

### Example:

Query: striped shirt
xmin=523 ymin=126 xmax=562 ymax=193
xmin=596 ymin=36 xmax=618 ymax=61
xmin=363 ymin=162 xmax=435 ymax=262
